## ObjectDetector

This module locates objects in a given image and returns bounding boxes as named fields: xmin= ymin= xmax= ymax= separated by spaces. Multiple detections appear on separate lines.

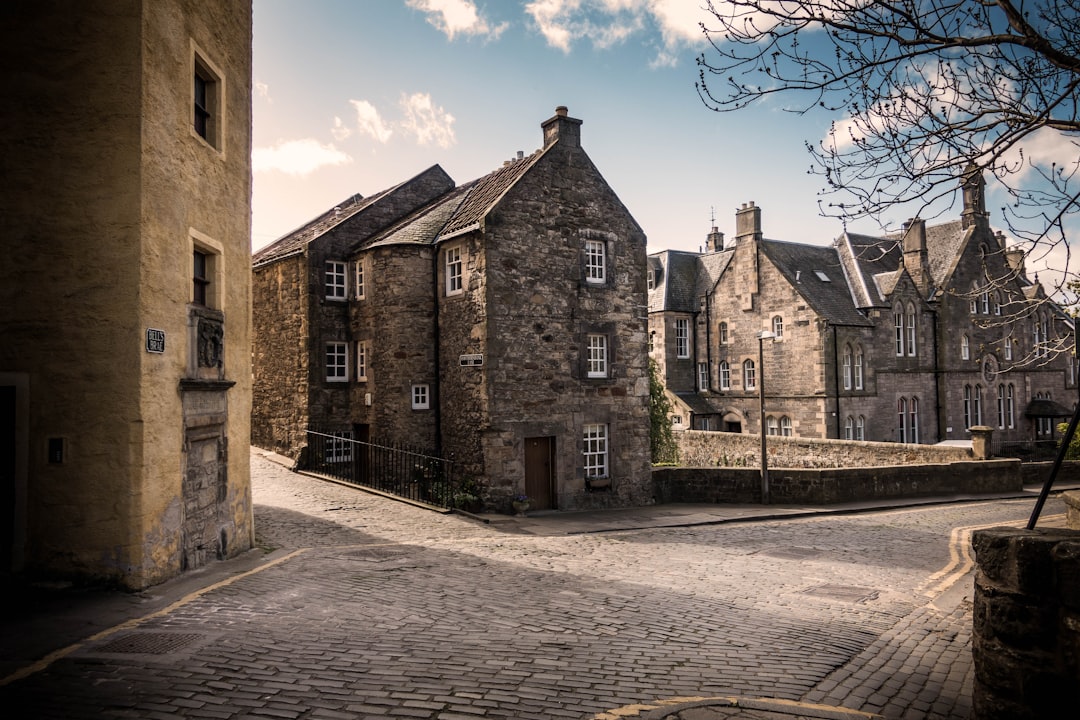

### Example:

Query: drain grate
xmin=802 ymin=584 xmax=879 ymax=603
xmin=344 ymin=546 xmax=412 ymax=561
xmin=94 ymin=632 xmax=204 ymax=655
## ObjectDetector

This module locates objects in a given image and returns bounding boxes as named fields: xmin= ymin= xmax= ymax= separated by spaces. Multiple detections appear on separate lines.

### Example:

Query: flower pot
xmin=512 ymin=501 xmax=530 ymax=516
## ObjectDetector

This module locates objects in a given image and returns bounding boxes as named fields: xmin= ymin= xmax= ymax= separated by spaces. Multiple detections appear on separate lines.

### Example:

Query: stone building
xmin=252 ymin=108 xmax=652 ymax=511
xmin=0 ymin=1 xmax=254 ymax=588
xmin=649 ymin=170 xmax=1076 ymax=448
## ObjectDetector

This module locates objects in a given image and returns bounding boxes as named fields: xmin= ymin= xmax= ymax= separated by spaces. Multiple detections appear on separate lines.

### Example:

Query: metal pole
xmin=759 ymin=335 xmax=768 ymax=505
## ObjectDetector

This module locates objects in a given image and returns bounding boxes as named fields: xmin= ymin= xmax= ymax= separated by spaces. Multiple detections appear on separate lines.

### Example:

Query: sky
xmin=249 ymin=0 xmax=1073 ymax=296
xmin=251 ymin=0 xmax=852 ymax=255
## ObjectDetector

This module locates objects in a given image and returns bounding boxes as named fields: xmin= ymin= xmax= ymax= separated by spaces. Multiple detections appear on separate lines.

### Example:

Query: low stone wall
xmin=971 ymin=527 xmax=1080 ymax=719
xmin=653 ymin=459 xmax=1022 ymax=505
xmin=674 ymin=430 xmax=975 ymax=469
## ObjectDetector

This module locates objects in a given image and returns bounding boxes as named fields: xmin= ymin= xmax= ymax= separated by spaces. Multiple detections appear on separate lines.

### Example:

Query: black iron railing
xmin=991 ymin=438 xmax=1059 ymax=462
xmin=303 ymin=430 xmax=457 ymax=509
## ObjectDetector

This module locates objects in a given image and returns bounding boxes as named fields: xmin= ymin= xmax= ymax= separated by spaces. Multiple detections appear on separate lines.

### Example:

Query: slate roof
xmin=761 ymin=239 xmax=871 ymax=326
xmin=364 ymin=185 xmax=471 ymax=249
xmin=439 ymin=149 xmax=547 ymax=240
xmin=648 ymin=250 xmax=707 ymax=313
xmin=836 ymin=232 xmax=902 ymax=307
xmin=252 ymin=192 xmax=374 ymax=267
xmin=1024 ymin=398 xmax=1073 ymax=418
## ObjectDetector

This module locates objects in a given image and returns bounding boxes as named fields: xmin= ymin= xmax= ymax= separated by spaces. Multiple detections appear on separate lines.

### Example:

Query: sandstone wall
xmin=971 ymin=527 xmax=1080 ymax=719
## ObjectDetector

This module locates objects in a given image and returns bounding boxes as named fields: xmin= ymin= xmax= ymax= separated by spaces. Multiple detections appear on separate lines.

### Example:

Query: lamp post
xmin=757 ymin=331 xmax=777 ymax=504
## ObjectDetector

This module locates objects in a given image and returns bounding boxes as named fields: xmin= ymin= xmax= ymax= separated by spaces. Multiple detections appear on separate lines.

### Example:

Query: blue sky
xmin=252 ymin=0 xmax=854 ymax=254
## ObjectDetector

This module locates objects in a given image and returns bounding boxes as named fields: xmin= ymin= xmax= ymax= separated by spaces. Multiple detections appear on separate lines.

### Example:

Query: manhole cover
xmin=344 ymin=546 xmax=412 ymax=561
xmin=802 ymin=584 xmax=879 ymax=603
xmin=763 ymin=546 xmax=820 ymax=560
xmin=94 ymin=632 xmax=204 ymax=655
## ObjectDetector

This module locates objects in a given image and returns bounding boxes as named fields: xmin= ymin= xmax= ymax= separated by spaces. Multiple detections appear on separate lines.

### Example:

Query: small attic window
xmin=815 ymin=271 xmax=831 ymax=282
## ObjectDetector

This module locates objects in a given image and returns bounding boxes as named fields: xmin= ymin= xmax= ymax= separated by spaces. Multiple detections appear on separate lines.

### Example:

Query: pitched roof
xmin=648 ymin=250 xmax=706 ymax=313
xmin=252 ymin=192 xmax=372 ymax=266
xmin=761 ymin=239 xmax=871 ymax=326
xmin=364 ymin=185 xmax=471 ymax=249
xmin=439 ymin=149 xmax=548 ymax=240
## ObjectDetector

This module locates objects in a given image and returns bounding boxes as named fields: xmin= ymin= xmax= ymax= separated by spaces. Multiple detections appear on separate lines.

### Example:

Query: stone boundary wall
xmin=674 ymin=430 xmax=975 ymax=469
xmin=653 ymin=460 xmax=1023 ymax=505
xmin=971 ymin=527 xmax=1080 ymax=720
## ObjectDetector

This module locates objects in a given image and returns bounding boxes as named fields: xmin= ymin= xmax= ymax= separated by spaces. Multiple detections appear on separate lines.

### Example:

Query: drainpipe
xmin=929 ymin=304 xmax=942 ymax=442
xmin=432 ymin=246 xmax=443 ymax=458
xmin=704 ymin=294 xmax=712 ymax=393
xmin=831 ymin=323 xmax=842 ymax=439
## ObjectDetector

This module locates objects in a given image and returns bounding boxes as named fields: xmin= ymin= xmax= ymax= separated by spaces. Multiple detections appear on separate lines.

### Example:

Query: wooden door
xmin=524 ymin=436 xmax=555 ymax=510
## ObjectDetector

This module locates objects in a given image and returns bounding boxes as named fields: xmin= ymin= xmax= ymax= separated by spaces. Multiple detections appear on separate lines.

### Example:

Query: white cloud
xmin=525 ymin=0 xmax=710 ymax=57
xmin=399 ymin=93 xmax=456 ymax=148
xmin=349 ymin=99 xmax=394 ymax=143
xmin=330 ymin=116 xmax=352 ymax=141
xmin=255 ymin=81 xmax=272 ymax=102
xmin=407 ymin=0 xmax=508 ymax=40
xmin=252 ymin=139 xmax=352 ymax=176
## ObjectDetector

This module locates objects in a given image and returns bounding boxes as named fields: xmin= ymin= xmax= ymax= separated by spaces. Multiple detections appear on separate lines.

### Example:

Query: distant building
xmin=1 ymin=1 xmax=254 ymax=588
xmin=252 ymin=108 xmax=652 ymax=511
xmin=649 ymin=170 xmax=1075 ymax=448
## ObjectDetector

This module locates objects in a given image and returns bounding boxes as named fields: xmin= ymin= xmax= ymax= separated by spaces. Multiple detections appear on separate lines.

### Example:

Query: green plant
xmin=649 ymin=359 xmax=679 ymax=465
xmin=1057 ymin=422 xmax=1080 ymax=460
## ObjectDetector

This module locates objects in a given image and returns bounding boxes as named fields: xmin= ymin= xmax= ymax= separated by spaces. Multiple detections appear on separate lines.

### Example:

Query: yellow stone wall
xmin=0 ymin=0 xmax=252 ymax=588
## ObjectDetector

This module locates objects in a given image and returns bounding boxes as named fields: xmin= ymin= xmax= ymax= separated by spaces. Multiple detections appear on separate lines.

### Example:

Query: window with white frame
xmin=842 ymin=345 xmax=852 ymax=390
xmin=583 ymin=423 xmax=608 ymax=478
xmin=854 ymin=347 xmax=864 ymax=389
xmin=697 ymin=362 xmax=708 ymax=391
xmin=587 ymin=334 xmax=608 ymax=378
xmin=354 ymin=259 xmax=366 ymax=299
xmin=772 ymin=315 xmax=784 ymax=338
xmin=997 ymin=385 xmax=1006 ymax=429
xmin=898 ymin=397 xmax=908 ymax=442
xmin=894 ymin=307 xmax=904 ymax=356
xmin=412 ymin=384 xmax=430 ymax=410
xmin=974 ymin=384 xmax=983 ymax=425
xmin=963 ymin=384 xmax=973 ymax=429
xmin=1007 ymin=384 xmax=1015 ymax=428
xmin=856 ymin=415 xmax=865 ymax=441
xmin=325 ymin=261 xmax=347 ymax=300
xmin=719 ymin=360 xmax=730 ymax=390
xmin=906 ymin=303 xmax=917 ymax=356
xmin=355 ymin=341 xmax=368 ymax=382
xmin=766 ymin=415 xmax=779 ymax=436
xmin=961 ymin=335 xmax=970 ymax=360
xmin=969 ymin=291 xmax=978 ymax=314
xmin=743 ymin=359 xmax=756 ymax=390
xmin=845 ymin=416 xmax=854 ymax=440
xmin=981 ymin=289 xmax=990 ymax=314
xmin=326 ymin=342 xmax=348 ymax=382
xmin=1004 ymin=334 xmax=1013 ymax=361
xmin=780 ymin=416 xmax=792 ymax=437
xmin=719 ymin=321 xmax=729 ymax=344
xmin=445 ymin=246 xmax=463 ymax=296
xmin=584 ymin=239 xmax=606 ymax=284
xmin=908 ymin=397 xmax=919 ymax=443
xmin=324 ymin=430 xmax=352 ymax=463
xmin=994 ymin=291 xmax=1002 ymax=316
xmin=675 ymin=318 xmax=689 ymax=358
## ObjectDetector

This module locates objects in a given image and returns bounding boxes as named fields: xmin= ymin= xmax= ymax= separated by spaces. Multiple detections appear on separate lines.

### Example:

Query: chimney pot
xmin=555 ymin=105 xmax=568 ymax=116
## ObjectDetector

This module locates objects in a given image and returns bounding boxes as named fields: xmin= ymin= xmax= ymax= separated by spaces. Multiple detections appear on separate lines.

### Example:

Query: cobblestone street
xmin=0 ymin=449 xmax=1068 ymax=719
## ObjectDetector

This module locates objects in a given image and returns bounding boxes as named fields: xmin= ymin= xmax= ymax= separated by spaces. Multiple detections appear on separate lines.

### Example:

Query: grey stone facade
xmin=649 ymin=173 xmax=1076 ymax=447
xmin=252 ymin=108 xmax=651 ymax=512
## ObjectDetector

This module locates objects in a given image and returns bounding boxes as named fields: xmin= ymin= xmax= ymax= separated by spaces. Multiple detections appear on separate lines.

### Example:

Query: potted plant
xmin=511 ymin=493 xmax=530 ymax=516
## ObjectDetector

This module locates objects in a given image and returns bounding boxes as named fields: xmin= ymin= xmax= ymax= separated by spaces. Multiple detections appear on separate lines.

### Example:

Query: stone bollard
xmin=1066 ymin=491 xmax=1080 ymax=530
xmin=969 ymin=425 xmax=994 ymax=460
xmin=971 ymin=527 xmax=1080 ymax=719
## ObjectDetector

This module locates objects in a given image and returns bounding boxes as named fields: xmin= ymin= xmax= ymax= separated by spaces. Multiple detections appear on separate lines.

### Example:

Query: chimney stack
xmin=961 ymin=163 xmax=988 ymax=229
xmin=1005 ymin=245 xmax=1025 ymax=276
xmin=541 ymin=105 xmax=581 ymax=148
xmin=735 ymin=202 xmax=762 ymax=244
xmin=902 ymin=218 xmax=931 ymax=294
xmin=706 ymin=226 xmax=725 ymax=252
